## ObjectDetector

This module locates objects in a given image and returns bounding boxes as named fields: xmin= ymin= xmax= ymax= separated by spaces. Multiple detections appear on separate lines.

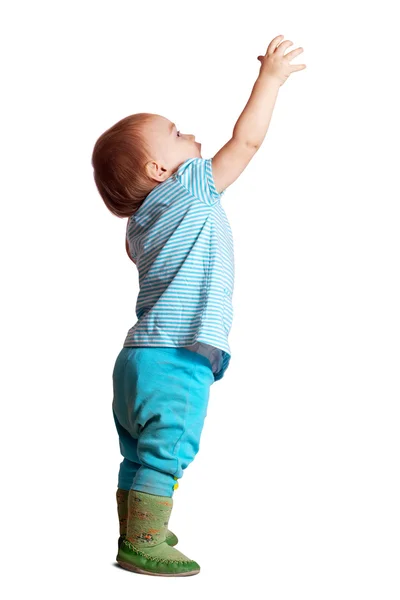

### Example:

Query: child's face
xmin=144 ymin=115 xmax=202 ymax=182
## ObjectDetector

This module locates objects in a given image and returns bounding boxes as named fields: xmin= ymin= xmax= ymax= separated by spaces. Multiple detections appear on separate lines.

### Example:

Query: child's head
xmin=91 ymin=112 xmax=201 ymax=218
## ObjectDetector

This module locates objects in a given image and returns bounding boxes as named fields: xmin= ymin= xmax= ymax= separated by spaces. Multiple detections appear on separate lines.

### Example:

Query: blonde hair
xmin=91 ymin=113 xmax=157 ymax=218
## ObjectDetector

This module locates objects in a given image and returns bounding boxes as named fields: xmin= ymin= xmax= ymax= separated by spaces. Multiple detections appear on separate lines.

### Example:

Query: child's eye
xmin=177 ymin=130 xmax=181 ymax=137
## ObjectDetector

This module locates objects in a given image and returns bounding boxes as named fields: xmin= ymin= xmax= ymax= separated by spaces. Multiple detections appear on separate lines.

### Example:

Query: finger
xmin=290 ymin=64 xmax=307 ymax=71
xmin=266 ymin=34 xmax=284 ymax=55
xmin=275 ymin=40 xmax=293 ymax=56
xmin=284 ymin=47 xmax=304 ymax=62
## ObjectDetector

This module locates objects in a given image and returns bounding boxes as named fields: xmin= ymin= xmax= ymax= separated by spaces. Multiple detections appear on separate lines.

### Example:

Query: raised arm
xmin=212 ymin=34 xmax=306 ymax=194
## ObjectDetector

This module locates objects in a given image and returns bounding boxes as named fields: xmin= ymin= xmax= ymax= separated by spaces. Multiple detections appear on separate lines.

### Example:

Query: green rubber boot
xmin=116 ymin=489 xmax=200 ymax=577
xmin=116 ymin=488 xmax=178 ymax=548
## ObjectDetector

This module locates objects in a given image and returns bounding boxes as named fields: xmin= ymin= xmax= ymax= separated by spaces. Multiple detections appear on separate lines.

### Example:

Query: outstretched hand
xmin=257 ymin=34 xmax=306 ymax=86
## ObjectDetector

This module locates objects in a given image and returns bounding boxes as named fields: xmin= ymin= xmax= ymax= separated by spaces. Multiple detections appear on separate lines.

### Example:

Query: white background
xmin=2 ymin=0 xmax=399 ymax=598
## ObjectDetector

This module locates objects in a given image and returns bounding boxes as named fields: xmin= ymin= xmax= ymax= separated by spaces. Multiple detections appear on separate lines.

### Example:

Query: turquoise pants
xmin=112 ymin=346 xmax=214 ymax=497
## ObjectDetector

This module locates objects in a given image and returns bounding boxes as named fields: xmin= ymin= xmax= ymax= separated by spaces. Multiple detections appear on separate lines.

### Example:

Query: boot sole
xmin=117 ymin=560 xmax=200 ymax=577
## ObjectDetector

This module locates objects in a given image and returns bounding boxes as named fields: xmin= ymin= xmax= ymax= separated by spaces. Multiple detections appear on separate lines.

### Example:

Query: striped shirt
xmin=123 ymin=157 xmax=234 ymax=382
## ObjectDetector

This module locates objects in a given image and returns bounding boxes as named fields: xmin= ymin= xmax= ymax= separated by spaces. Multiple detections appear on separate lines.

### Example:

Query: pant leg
xmin=112 ymin=348 xmax=142 ymax=489
xmin=112 ymin=407 xmax=141 ymax=490
xmin=112 ymin=346 xmax=214 ymax=497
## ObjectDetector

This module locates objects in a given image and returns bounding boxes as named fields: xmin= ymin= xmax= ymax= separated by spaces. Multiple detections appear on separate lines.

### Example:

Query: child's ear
xmin=145 ymin=160 xmax=169 ymax=182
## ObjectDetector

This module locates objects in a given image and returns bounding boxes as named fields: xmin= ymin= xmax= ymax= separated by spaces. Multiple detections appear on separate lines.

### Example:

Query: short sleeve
xmin=175 ymin=157 xmax=225 ymax=205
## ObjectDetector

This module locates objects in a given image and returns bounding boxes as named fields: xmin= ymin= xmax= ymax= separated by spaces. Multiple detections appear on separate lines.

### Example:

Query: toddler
xmin=91 ymin=34 xmax=306 ymax=577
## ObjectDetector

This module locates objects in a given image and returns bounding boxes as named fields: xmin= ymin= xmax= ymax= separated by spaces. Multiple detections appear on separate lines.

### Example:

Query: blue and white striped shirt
xmin=123 ymin=157 xmax=234 ymax=382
